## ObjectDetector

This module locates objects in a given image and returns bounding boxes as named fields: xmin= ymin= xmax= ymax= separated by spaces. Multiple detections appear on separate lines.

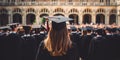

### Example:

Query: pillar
xmin=105 ymin=14 xmax=109 ymax=25
xmin=8 ymin=11 xmax=13 ymax=24
xmin=79 ymin=13 xmax=83 ymax=24
xmin=117 ymin=15 xmax=120 ymax=25
xmin=36 ymin=14 xmax=40 ymax=25
xmin=22 ymin=13 xmax=26 ymax=25
xmin=92 ymin=13 xmax=96 ymax=24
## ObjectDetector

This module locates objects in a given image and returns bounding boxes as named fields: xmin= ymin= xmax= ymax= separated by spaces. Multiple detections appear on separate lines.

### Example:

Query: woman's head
xmin=44 ymin=21 xmax=72 ymax=56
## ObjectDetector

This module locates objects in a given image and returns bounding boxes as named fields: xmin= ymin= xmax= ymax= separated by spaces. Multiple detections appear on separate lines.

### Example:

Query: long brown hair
xmin=44 ymin=23 xmax=72 ymax=56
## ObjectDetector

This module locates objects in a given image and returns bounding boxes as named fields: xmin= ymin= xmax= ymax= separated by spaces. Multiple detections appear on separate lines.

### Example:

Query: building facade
xmin=0 ymin=0 xmax=120 ymax=26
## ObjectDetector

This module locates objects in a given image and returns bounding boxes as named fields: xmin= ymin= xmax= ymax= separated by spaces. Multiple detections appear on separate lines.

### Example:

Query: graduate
xmin=35 ymin=16 xmax=79 ymax=60
xmin=22 ymin=25 xmax=37 ymax=60
xmin=80 ymin=26 xmax=94 ymax=60
xmin=88 ymin=28 xmax=107 ymax=60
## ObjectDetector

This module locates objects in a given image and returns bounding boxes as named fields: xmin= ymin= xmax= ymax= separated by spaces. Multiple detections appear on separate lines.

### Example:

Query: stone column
xmin=22 ymin=13 xmax=26 ymax=25
xmin=92 ymin=13 xmax=96 ymax=24
xmin=36 ymin=14 xmax=40 ymax=25
xmin=117 ymin=15 xmax=120 ymax=25
xmin=8 ymin=11 xmax=13 ymax=24
xmin=79 ymin=13 xmax=83 ymax=24
xmin=8 ymin=14 xmax=11 ymax=24
xmin=105 ymin=14 xmax=109 ymax=25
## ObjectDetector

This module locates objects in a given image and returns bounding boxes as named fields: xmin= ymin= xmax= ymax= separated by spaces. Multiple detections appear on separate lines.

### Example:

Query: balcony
xmin=0 ymin=2 xmax=117 ymax=6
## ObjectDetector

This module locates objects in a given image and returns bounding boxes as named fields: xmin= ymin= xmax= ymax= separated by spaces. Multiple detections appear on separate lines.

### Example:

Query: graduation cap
xmin=86 ymin=26 xmax=93 ymax=31
xmin=22 ymin=25 xmax=32 ymax=34
xmin=48 ymin=15 xmax=73 ymax=23
xmin=111 ymin=28 xmax=117 ymax=33
xmin=8 ymin=23 xmax=19 ymax=30
xmin=32 ymin=25 xmax=41 ymax=29
xmin=0 ymin=26 xmax=11 ymax=32
xmin=105 ymin=27 xmax=112 ymax=32
xmin=23 ymin=25 xmax=31 ymax=31
xmin=48 ymin=16 xmax=73 ymax=30
xmin=70 ymin=26 xmax=77 ymax=31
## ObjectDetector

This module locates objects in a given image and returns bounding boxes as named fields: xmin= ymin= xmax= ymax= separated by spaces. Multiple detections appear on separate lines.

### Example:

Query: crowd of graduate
xmin=0 ymin=22 xmax=120 ymax=60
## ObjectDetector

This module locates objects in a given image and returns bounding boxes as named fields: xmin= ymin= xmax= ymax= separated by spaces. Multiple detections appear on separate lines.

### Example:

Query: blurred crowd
xmin=0 ymin=22 xmax=120 ymax=60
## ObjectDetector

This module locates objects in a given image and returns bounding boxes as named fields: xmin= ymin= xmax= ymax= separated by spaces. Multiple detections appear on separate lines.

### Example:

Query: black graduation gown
xmin=0 ymin=32 xmax=8 ymax=60
xmin=80 ymin=35 xmax=94 ymax=60
xmin=104 ymin=34 xmax=120 ymax=60
xmin=22 ymin=34 xmax=37 ymax=60
xmin=6 ymin=32 xmax=23 ymax=60
xmin=110 ymin=34 xmax=120 ymax=60
xmin=33 ymin=33 xmax=46 ymax=49
xmin=35 ymin=41 xmax=79 ymax=60
xmin=70 ymin=32 xmax=80 ymax=47
xmin=88 ymin=35 xmax=107 ymax=60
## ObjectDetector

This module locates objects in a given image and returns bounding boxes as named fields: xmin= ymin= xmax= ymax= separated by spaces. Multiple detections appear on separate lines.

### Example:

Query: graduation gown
xmin=32 ymin=33 xmax=46 ymax=49
xmin=6 ymin=32 xmax=23 ymax=60
xmin=35 ymin=41 xmax=79 ymax=60
xmin=22 ymin=34 xmax=37 ymax=60
xmin=80 ymin=35 xmax=94 ymax=60
xmin=88 ymin=35 xmax=107 ymax=60
xmin=0 ymin=32 xmax=8 ymax=60
xmin=104 ymin=34 xmax=120 ymax=60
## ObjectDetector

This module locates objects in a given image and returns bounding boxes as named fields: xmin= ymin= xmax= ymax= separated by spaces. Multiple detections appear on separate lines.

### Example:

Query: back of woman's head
xmin=44 ymin=21 xmax=72 ymax=56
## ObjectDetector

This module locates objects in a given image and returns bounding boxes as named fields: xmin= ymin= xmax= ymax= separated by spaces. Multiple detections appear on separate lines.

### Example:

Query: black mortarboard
xmin=105 ymin=27 xmax=112 ymax=32
xmin=111 ymin=28 xmax=117 ymax=33
xmin=23 ymin=25 xmax=31 ymax=31
xmin=32 ymin=25 xmax=41 ymax=33
xmin=96 ymin=28 xmax=104 ymax=35
xmin=70 ymin=26 xmax=77 ymax=31
xmin=117 ymin=28 xmax=120 ymax=32
xmin=0 ymin=26 xmax=11 ymax=32
xmin=8 ymin=23 xmax=19 ymax=30
xmin=86 ymin=26 xmax=93 ymax=31
xmin=48 ymin=16 xmax=73 ymax=30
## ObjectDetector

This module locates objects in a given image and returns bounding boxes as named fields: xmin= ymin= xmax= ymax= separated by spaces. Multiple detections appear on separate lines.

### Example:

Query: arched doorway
xmin=53 ymin=14 xmax=64 ymax=16
xmin=69 ymin=14 xmax=79 ymax=25
xmin=13 ymin=13 xmax=22 ymax=24
xmin=83 ymin=14 xmax=91 ymax=24
xmin=109 ymin=14 xmax=116 ymax=24
xmin=96 ymin=14 xmax=105 ymax=24
xmin=0 ymin=14 xmax=9 ymax=26
xmin=26 ymin=13 xmax=36 ymax=25
xmin=40 ymin=14 xmax=49 ymax=25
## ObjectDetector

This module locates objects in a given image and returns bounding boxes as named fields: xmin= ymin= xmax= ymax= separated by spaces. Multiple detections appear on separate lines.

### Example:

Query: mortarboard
xmin=70 ymin=26 xmax=77 ymax=31
xmin=48 ymin=16 xmax=73 ymax=30
xmin=86 ymin=26 xmax=93 ymax=31
xmin=48 ymin=15 xmax=73 ymax=23
xmin=23 ymin=25 xmax=32 ymax=31
xmin=0 ymin=26 xmax=11 ymax=32
xmin=111 ymin=28 xmax=117 ymax=33
xmin=8 ymin=23 xmax=19 ymax=30
xmin=32 ymin=25 xmax=41 ymax=29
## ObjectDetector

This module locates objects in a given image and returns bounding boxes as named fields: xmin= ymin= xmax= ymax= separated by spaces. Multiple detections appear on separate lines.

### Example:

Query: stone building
xmin=0 ymin=0 xmax=120 ymax=26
